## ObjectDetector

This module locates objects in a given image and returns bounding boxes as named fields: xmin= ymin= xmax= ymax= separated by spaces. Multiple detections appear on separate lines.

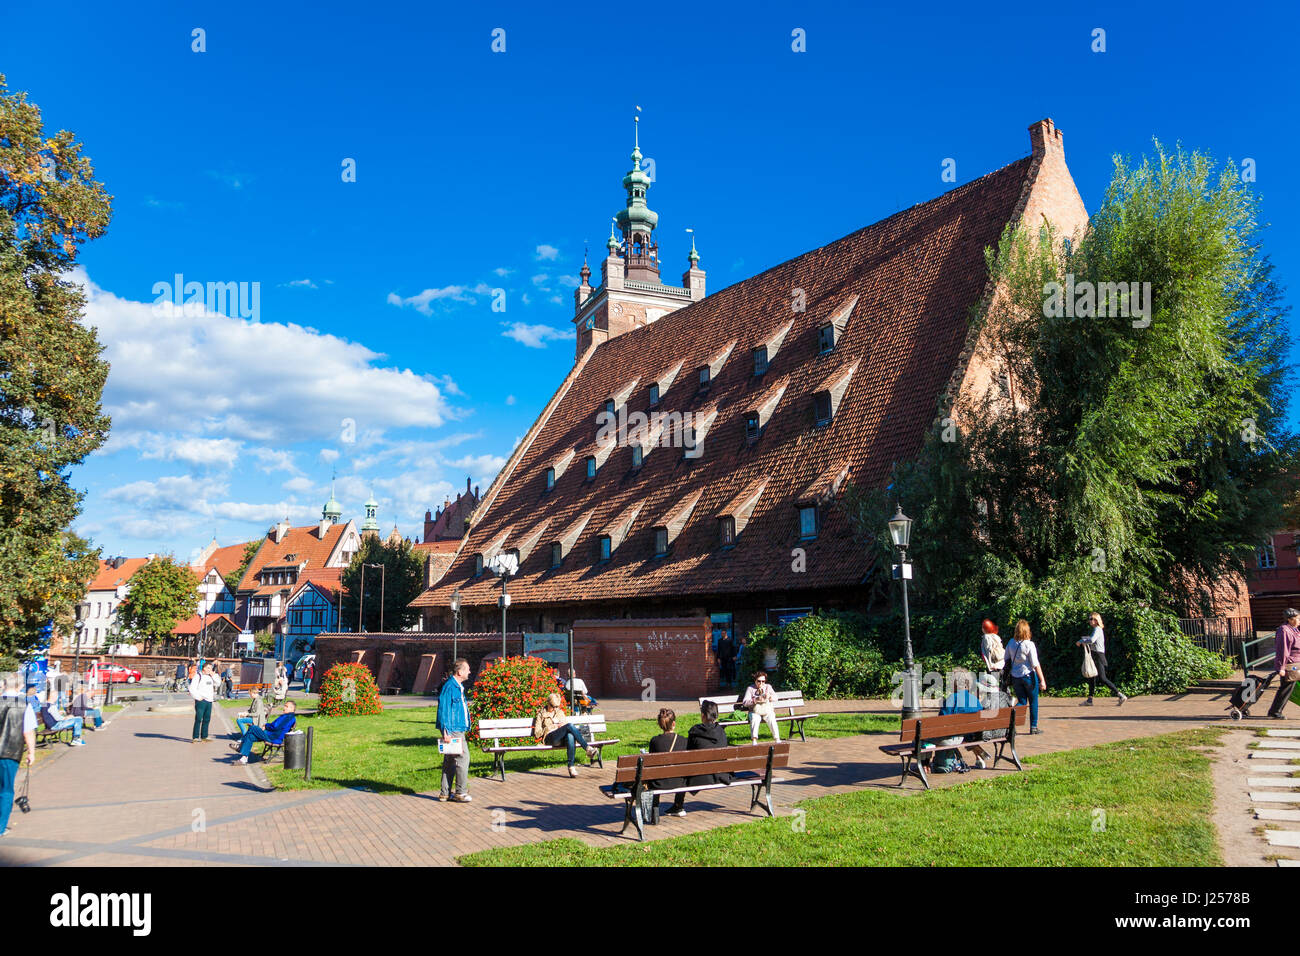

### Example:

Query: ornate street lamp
xmin=488 ymin=552 xmax=519 ymax=660
xmin=450 ymin=588 xmax=462 ymax=663
xmin=888 ymin=504 xmax=920 ymax=721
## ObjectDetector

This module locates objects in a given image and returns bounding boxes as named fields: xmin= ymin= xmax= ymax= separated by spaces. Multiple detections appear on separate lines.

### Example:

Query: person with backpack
xmin=1077 ymin=612 xmax=1126 ymax=706
xmin=189 ymin=663 xmax=217 ymax=743
xmin=979 ymin=619 xmax=1005 ymax=692
xmin=1008 ymin=619 xmax=1047 ymax=734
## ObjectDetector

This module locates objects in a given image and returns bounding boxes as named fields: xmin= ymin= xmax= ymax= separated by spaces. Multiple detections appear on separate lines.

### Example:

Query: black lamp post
xmin=888 ymin=504 xmax=920 ymax=721
xmin=450 ymin=588 xmax=461 ymax=663
xmin=489 ymin=553 xmax=519 ymax=660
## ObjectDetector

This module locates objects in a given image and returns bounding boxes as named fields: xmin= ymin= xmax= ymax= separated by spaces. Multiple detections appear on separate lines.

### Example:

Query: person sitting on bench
xmin=740 ymin=670 xmax=780 ymax=744
xmin=68 ymin=690 xmax=103 ymax=730
xmin=40 ymin=692 xmax=86 ymax=746
xmin=686 ymin=698 xmax=733 ymax=794
xmin=235 ymin=688 xmax=269 ymax=738
xmin=647 ymin=708 xmax=690 ymax=817
xmin=532 ymin=693 xmax=599 ymax=777
xmin=231 ymin=701 xmax=296 ymax=764
xmin=936 ymin=669 xmax=986 ymax=770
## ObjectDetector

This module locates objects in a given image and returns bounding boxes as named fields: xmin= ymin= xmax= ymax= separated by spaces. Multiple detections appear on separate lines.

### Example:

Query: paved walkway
xmin=1 ymin=688 xmax=1291 ymax=867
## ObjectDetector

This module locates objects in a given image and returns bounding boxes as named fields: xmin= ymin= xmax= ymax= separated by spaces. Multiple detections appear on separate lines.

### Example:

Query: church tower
xmin=321 ymin=483 xmax=342 ymax=524
xmin=573 ymin=115 xmax=706 ymax=359
xmin=361 ymin=490 xmax=380 ymax=537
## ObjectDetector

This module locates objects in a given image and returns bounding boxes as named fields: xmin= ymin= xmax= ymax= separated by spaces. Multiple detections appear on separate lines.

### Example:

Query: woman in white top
xmin=1076 ymin=612 xmax=1126 ymax=706
xmin=741 ymin=671 xmax=780 ymax=744
xmin=189 ymin=663 xmax=217 ymax=743
xmin=1008 ymin=619 xmax=1047 ymax=733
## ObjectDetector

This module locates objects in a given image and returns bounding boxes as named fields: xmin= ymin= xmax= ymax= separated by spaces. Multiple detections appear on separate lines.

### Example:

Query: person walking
xmin=533 ymin=692 xmax=599 ymax=777
xmin=740 ymin=670 xmax=780 ymax=744
xmin=0 ymin=672 xmax=37 ymax=838
xmin=304 ymin=659 xmax=315 ymax=694
xmin=717 ymin=634 xmax=737 ymax=687
xmin=979 ymin=619 xmax=1005 ymax=693
xmin=272 ymin=664 xmax=289 ymax=705
xmin=437 ymin=659 xmax=472 ymax=803
xmin=1267 ymin=608 xmax=1300 ymax=720
xmin=173 ymin=660 xmax=187 ymax=692
xmin=1077 ymin=612 xmax=1126 ymax=706
xmin=220 ymin=664 xmax=234 ymax=701
xmin=190 ymin=663 xmax=217 ymax=743
xmin=1008 ymin=619 xmax=1047 ymax=734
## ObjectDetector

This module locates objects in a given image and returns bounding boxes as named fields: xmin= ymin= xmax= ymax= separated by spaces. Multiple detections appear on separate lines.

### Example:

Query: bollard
xmin=305 ymin=725 xmax=313 ymax=780
xmin=283 ymin=730 xmax=307 ymax=770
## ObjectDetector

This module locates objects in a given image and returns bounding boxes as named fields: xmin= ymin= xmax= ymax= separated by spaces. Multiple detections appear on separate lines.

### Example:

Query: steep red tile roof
xmin=171 ymin=613 xmax=239 ymax=636
xmin=87 ymin=558 xmax=151 ymax=592
xmin=414 ymin=143 xmax=1042 ymax=611
xmin=289 ymin=568 xmax=344 ymax=605
xmin=237 ymin=522 xmax=353 ymax=593
xmin=199 ymin=542 xmax=253 ymax=581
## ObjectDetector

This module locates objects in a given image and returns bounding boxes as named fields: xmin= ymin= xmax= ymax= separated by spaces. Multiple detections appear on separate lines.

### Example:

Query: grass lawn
xmin=264 ymin=705 xmax=893 ymax=792
xmin=458 ymin=728 xmax=1226 ymax=867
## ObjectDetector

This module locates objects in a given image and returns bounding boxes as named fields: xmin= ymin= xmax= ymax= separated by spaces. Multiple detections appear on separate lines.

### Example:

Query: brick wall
xmin=572 ymin=618 xmax=716 ymax=698
xmin=313 ymin=632 xmax=527 ymax=694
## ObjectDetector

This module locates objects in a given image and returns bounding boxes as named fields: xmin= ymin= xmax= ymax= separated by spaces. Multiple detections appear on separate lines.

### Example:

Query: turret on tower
xmin=572 ymin=113 xmax=705 ymax=359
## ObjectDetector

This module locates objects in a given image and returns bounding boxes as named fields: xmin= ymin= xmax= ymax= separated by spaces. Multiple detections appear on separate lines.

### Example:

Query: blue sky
xmin=3 ymin=0 xmax=1297 ymax=563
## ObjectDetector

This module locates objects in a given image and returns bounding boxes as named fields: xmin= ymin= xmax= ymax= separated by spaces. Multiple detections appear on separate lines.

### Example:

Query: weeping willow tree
xmin=849 ymin=142 xmax=1296 ymax=635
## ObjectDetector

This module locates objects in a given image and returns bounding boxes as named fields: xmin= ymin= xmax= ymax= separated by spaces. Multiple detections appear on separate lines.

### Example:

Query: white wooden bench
xmin=479 ymin=714 xmax=620 ymax=781
xmin=699 ymin=690 xmax=820 ymax=741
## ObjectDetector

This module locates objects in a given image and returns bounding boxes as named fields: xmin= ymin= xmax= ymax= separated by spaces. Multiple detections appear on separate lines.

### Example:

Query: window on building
xmin=1258 ymin=538 xmax=1278 ymax=569
xmin=753 ymin=346 xmax=768 ymax=376
xmin=745 ymin=412 xmax=761 ymax=441
xmin=798 ymin=505 xmax=819 ymax=540
xmin=814 ymin=391 xmax=832 ymax=426
xmin=545 ymin=467 xmax=555 ymax=490
xmin=631 ymin=444 xmax=643 ymax=469
xmin=474 ymin=553 xmax=484 ymax=576
xmin=550 ymin=542 xmax=563 ymax=569
xmin=648 ymin=383 xmax=660 ymax=406
xmin=604 ymin=399 xmax=616 ymax=417
xmin=682 ymin=424 xmax=697 ymax=459
xmin=710 ymin=612 xmax=733 ymax=652
xmin=698 ymin=365 xmax=710 ymax=388
xmin=818 ymin=324 xmax=835 ymax=353
xmin=719 ymin=516 xmax=736 ymax=547
xmin=598 ymin=535 xmax=612 ymax=562
xmin=654 ymin=527 xmax=669 ymax=556
xmin=586 ymin=456 xmax=597 ymax=480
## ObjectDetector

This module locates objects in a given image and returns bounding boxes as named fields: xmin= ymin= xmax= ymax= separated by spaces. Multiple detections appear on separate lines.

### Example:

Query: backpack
xmin=984 ymin=634 xmax=1005 ymax=664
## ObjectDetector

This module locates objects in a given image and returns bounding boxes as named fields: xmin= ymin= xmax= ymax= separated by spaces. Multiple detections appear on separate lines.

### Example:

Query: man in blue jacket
xmin=232 ymin=700 xmax=296 ymax=764
xmin=437 ymin=659 xmax=472 ymax=803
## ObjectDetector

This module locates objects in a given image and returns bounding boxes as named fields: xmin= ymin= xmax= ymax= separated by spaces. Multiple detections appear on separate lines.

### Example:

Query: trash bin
xmin=283 ymin=730 xmax=306 ymax=770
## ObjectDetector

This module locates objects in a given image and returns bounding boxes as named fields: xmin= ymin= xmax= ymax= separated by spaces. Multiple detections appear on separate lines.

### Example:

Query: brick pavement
xmin=1 ymin=687 xmax=1291 ymax=867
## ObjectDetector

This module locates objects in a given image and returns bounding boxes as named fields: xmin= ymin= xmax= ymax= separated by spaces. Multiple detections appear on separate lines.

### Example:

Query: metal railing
xmin=1177 ymin=616 xmax=1254 ymax=660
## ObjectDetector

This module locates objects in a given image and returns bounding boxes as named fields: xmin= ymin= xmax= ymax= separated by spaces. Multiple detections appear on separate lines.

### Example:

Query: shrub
xmin=468 ymin=655 xmax=557 ymax=745
xmin=316 ymin=662 xmax=383 ymax=716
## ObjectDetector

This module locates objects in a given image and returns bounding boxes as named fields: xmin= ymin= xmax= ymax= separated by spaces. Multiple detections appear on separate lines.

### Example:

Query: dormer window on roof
xmin=631 ymin=444 xmax=643 ymax=469
xmin=816 ymin=294 xmax=859 ymax=355
xmin=697 ymin=365 xmax=710 ymax=387
xmin=745 ymin=412 xmax=761 ymax=440
xmin=648 ymin=383 xmax=660 ymax=406
xmin=653 ymin=527 xmax=669 ymax=557
xmin=474 ymin=553 xmax=484 ymax=576
xmin=682 ymin=405 xmax=719 ymax=460
xmin=551 ymin=512 xmax=592 ymax=567
xmin=550 ymin=542 xmax=563 ymax=569
xmin=597 ymin=535 xmax=612 ymax=561
xmin=545 ymin=467 xmax=555 ymax=490
xmin=814 ymin=391 xmax=832 ymax=426
xmin=717 ymin=479 xmax=766 ymax=542
xmin=745 ymin=376 xmax=788 ymax=443
xmin=798 ymin=505 xmax=819 ymax=540
xmin=753 ymin=346 xmax=768 ymax=376
xmin=585 ymin=456 xmax=597 ymax=479
xmin=719 ymin=515 xmax=737 ymax=547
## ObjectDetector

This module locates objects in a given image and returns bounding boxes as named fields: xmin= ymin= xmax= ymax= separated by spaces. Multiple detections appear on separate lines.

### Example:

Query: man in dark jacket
xmin=717 ymin=635 xmax=736 ymax=686
xmin=0 ymin=672 xmax=37 ymax=837
xmin=687 ymin=699 xmax=732 ymax=789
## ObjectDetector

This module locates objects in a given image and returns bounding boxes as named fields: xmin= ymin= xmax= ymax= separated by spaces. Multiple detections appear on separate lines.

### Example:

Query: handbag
xmin=1082 ymin=645 xmax=1097 ymax=679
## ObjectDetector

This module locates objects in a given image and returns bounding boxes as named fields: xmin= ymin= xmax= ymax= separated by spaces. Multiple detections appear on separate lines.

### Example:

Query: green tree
xmin=340 ymin=536 xmax=424 ymax=633
xmin=848 ymin=142 xmax=1295 ymax=645
xmin=116 ymin=557 xmax=198 ymax=654
xmin=0 ymin=75 xmax=113 ymax=656
xmin=224 ymin=540 xmax=261 ymax=592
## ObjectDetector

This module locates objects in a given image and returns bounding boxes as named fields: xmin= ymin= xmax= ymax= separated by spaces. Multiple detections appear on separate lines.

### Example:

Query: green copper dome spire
xmin=361 ymin=489 xmax=379 ymax=533
xmin=322 ymin=481 xmax=342 ymax=523
xmin=616 ymin=112 xmax=660 ymax=279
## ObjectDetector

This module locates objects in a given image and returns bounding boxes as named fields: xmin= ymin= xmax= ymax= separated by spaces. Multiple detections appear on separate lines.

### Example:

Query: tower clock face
xmin=611 ymin=303 xmax=623 ymax=314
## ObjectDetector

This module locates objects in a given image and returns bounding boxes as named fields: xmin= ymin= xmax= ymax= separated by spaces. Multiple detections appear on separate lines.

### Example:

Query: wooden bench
xmin=601 ymin=742 xmax=791 ymax=841
xmin=699 ymin=690 xmax=820 ymax=741
xmin=879 ymin=705 xmax=1026 ymax=789
xmin=35 ymin=725 xmax=73 ymax=748
xmin=479 ymin=715 xmax=620 ymax=781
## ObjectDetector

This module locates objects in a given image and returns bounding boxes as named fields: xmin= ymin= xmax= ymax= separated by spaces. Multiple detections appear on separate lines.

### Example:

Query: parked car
xmin=91 ymin=663 xmax=143 ymax=684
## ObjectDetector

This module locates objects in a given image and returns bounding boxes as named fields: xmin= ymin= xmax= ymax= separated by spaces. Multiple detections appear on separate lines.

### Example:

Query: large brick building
xmin=411 ymin=118 xmax=1090 ymax=645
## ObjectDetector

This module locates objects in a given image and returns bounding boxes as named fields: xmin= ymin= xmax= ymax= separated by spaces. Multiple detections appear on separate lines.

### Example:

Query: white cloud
xmin=557 ymin=275 xmax=580 ymax=289
xmin=283 ymin=279 xmax=319 ymax=289
xmin=501 ymin=322 xmax=574 ymax=349
xmin=535 ymin=244 xmax=560 ymax=261
xmin=505 ymin=395 xmax=516 ymax=406
xmin=78 ymin=270 xmax=456 ymax=447
xmin=387 ymin=282 xmax=494 ymax=315
xmin=252 ymin=447 xmax=302 ymax=475
xmin=531 ymin=273 xmax=550 ymax=288
xmin=110 ymin=433 xmax=241 ymax=467
xmin=282 ymin=476 xmax=316 ymax=493
xmin=319 ymin=448 xmax=340 ymax=464
xmin=493 ymin=267 xmax=514 ymax=277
